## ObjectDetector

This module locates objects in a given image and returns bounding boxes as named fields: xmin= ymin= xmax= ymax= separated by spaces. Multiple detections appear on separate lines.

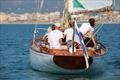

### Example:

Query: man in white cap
xmin=48 ymin=22 xmax=64 ymax=49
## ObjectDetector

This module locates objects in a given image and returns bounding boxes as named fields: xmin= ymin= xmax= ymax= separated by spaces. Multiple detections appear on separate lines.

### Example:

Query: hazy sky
xmin=0 ymin=0 xmax=64 ymax=13
xmin=0 ymin=0 xmax=119 ymax=13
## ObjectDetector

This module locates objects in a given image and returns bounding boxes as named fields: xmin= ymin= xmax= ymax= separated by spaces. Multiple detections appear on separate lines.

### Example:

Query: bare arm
xmin=59 ymin=38 xmax=66 ymax=45
xmin=59 ymin=38 xmax=63 ymax=44
xmin=89 ymin=31 xmax=96 ymax=47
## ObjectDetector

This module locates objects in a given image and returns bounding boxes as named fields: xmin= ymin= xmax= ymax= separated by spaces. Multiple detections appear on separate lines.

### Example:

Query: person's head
xmin=89 ymin=18 xmax=95 ymax=27
xmin=51 ymin=25 xmax=55 ymax=30
xmin=69 ymin=19 xmax=74 ymax=28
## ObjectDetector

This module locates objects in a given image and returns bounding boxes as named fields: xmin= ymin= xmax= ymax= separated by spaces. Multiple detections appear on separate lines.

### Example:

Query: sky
xmin=0 ymin=0 xmax=64 ymax=13
xmin=0 ymin=0 xmax=119 ymax=13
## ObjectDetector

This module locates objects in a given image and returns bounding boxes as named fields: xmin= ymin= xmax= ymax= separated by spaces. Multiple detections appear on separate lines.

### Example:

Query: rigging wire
xmin=40 ymin=0 xmax=44 ymax=9
xmin=34 ymin=0 xmax=44 ymax=38
xmin=85 ymin=23 xmax=104 ymax=46
xmin=85 ymin=0 xmax=111 ymax=47
xmin=94 ymin=24 xmax=104 ymax=36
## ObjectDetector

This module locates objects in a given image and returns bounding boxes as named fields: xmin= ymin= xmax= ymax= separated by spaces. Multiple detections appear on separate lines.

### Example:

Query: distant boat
xmin=29 ymin=0 xmax=112 ymax=74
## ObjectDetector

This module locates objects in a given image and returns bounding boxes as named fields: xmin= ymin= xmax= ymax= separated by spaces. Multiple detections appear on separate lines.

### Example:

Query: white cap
xmin=54 ymin=22 xmax=60 ymax=27
xmin=47 ymin=27 xmax=52 ymax=32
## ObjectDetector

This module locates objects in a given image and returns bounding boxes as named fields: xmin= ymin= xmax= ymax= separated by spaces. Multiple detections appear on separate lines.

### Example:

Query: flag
xmin=74 ymin=20 xmax=89 ymax=68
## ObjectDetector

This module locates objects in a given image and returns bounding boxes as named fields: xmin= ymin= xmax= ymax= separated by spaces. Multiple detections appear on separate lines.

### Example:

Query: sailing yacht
xmin=30 ymin=0 xmax=113 ymax=74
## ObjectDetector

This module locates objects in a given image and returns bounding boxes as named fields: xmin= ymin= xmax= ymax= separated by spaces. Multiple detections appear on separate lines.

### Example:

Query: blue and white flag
xmin=74 ymin=20 xmax=89 ymax=68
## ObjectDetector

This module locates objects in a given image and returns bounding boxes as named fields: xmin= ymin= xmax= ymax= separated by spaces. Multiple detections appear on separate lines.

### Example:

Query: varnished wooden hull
xmin=30 ymin=48 xmax=93 ymax=74
xmin=30 ymin=39 xmax=107 ymax=74
xmin=53 ymin=56 xmax=93 ymax=69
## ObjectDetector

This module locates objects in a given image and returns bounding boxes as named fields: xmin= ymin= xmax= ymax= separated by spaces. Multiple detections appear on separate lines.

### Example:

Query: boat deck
xmin=31 ymin=44 xmax=104 ymax=57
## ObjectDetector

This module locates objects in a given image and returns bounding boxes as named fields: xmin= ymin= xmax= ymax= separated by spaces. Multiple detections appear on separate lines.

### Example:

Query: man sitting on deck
xmin=48 ymin=23 xmax=64 ymax=49
xmin=79 ymin=18 xmax=97 ymax=48
xmin=63 ymin=19 xmax=81 ymax=49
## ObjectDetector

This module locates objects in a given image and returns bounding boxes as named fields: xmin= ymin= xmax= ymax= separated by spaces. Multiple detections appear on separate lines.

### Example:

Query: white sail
xmin=68 ymin=0 xmax=112 ymax=13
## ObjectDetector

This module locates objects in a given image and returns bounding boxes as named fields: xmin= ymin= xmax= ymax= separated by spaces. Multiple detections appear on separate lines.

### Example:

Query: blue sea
xmin=0 ymin=24 xmax=120 ymax=80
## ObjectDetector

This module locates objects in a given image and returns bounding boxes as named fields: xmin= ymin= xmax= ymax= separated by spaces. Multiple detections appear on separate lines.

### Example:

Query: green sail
xmin=73 ymin=0 xmax=85 ymax=9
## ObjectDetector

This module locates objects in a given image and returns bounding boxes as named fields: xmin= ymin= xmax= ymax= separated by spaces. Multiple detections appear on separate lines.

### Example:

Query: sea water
xmin=0 ymin=24 xmax=120 ymax=80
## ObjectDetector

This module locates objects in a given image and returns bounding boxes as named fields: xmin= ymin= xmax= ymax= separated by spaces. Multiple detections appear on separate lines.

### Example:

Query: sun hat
xmin=54 ymin=22 xmax=61 ymax=27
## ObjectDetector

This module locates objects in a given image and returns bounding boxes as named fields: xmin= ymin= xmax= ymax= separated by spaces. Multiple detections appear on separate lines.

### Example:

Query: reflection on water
xmin=30 ymin=62 xmax=105 ymax=80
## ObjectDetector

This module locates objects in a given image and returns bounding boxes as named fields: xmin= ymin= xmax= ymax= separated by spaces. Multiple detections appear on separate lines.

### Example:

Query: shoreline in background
xmin=0 ymin=22 xmax=51 ymax=24
xmin=1 ymin=11 xmax=120 ymax=25
xmin=0 ymin=22 xmax=120 ymax=25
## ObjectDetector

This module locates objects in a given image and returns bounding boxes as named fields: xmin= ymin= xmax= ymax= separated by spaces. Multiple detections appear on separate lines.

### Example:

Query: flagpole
xmin=72 ymin=19 xmax=75 ymax=54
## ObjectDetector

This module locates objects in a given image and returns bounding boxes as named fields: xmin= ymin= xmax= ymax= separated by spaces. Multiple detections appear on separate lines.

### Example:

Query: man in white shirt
xmin=64 ymin=24 xmax=73 ymax=42
xmin=48 ymin=23 xmax=63 ymax=49
xmin=79 ymin=23 xmax=94 ymax=35
xmin=79 ymin=18 xmax=96 ymax=47
xmin=63 ymin=20 xmax=80 ymax=49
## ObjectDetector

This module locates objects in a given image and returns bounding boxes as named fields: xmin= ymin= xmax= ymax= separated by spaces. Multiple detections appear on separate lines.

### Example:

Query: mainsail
xmin=63 ymin=0 xmax=112 ymax=27
xmin=68 ymin=0 xmax=112 ymax=13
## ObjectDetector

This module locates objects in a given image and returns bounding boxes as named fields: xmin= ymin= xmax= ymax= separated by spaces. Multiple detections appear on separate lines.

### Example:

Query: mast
xmin=64 ymin=0 xmax=71 ymax=28
xmin=64 ymin=0 xmax=75 ymax=53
